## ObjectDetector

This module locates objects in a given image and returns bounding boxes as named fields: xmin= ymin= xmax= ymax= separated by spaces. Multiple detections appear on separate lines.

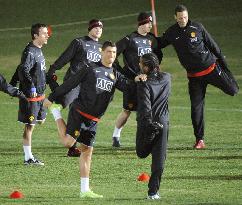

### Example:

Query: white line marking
xmin=0 ymin=13 xmax=139 ymax=32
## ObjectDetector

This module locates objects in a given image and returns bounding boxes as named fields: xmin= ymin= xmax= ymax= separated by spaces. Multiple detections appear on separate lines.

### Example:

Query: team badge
xmin=99 ymin=47 xmax=102 ymax=52
xmin=191 ymin=32 xmax=196 ymax=38
xmin=74 ymin=130 xmax=80 ymax=138
xmin=148 ymin=40 xmax=152 ymax=46
xmin=29 ymin=115 xmax=35 ymax=122
xmin=109 ymin=73 xmax=115 ymax=80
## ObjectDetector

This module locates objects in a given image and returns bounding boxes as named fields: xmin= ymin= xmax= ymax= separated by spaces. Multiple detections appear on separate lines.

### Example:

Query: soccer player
xmin=0 ymin=74 xmax=26 ymax=100
xmin=111 ymin=12 xmax=163 ymax=147
xmin=136 ymin=53 xmax=171 ymax=200
xmin=46 ymin=19 xmax=103 ymax=157
xmin=17 ymin=23 xmax=49 ymax=165
xmin=43 ymin=41 xmax=146 ymax=198
xmin=158 ymin=5 xmax=239 ymax=149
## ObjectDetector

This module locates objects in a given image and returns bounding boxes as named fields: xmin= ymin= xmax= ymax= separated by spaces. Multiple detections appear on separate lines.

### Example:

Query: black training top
xmin=159 ymin=20 xmax=227 ymax=73
xmin=115 ymin=31 xmax=163 ymax=80
xmin=0 ymin=74 xmax=26 ymax=100
xmin=48 ymin=62 xmax=131 ymax=118
xmin=17 ymin=42 xmax=46 ymax=97
xmin=136 ymin=72 xmax=171 ymax=123
xmin=49 ymin=36 xmax=102 ymax=80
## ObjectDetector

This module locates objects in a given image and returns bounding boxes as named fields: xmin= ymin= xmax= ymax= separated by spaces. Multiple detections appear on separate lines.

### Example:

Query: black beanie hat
xmin=137 ymin=12 xmax=152 ymax=26
xmin=88 ymin=19 xmax=103 ymax=31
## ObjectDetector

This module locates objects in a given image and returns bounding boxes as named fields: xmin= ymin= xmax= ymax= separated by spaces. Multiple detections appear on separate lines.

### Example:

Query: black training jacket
xmin=18 ymin=42 xmax=46 ymax=97
xmin=48 ymin=62 xmax=131 ymax=118
xmin=114 ymin=31 xmax=163 ymax=80
xmin=48 ymin=36 xmax=102 ymax=81
xmin=0 ymin=74 xmax=26 ymax=100
xmin=159 ymin=20 xmax=227 ymax=73
xmin=136 ymin=72 xmax=171 ymax=123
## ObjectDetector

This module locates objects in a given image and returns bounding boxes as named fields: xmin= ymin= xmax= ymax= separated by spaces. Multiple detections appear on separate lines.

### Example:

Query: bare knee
xmin=80 ymin=144 xmax=93 ymax=158
xmin=116 ymin=109 xmax=131 ymax=128
xmin=62 ymin=134 xmax=76 ymax=148
xmin=24 ymin=124 xmax=34 ymax=133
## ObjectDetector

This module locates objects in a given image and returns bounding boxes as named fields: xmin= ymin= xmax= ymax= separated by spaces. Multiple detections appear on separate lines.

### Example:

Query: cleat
xmin=112 ymin=137 xmax=121 ymax=147
xmin=67 ymin=147 xmax=81 ymax=157
xmin=24 ymin=157 xmax=44 ymax=166
xmin=49 ymin=103 xmax=62 ymax=112
xmin=193 ymin=139 xmax=206 ymax=149
xmin=80 ymin=190 xmax=103 ymax=199
xmin=147 ymin=193 xmax=160 ymax=200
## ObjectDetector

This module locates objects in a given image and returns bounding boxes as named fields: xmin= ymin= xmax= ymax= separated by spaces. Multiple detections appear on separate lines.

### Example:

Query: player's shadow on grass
xmin=165 ymin=174 xmax=242 ymax=181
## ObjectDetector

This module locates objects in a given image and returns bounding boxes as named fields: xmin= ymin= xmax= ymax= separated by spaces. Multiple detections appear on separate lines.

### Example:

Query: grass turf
xmin=0 ymin=0 xmax=242 ymax=204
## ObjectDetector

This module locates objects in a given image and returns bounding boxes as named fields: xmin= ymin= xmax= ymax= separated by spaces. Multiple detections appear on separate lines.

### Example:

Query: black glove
xmin=145 ymin=121 xmax=163 ymax=143
xmin=46 ymin=72 xmax=59 ymax=91
xmin=147 ymin=122 xmax=163 ymax=135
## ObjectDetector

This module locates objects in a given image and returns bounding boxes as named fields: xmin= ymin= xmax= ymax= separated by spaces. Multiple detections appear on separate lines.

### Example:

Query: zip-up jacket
xmin=48 ymin=62 xmax=131 ymax=118
xmin=159 ymin=20 xmax=227 ymax=73
xmin=137 ymin=72 xmax=171 ymax=123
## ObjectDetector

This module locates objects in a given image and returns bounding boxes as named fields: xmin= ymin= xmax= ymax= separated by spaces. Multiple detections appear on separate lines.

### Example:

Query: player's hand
xmin=43 ymin=98 xmax=52 ymax=108
xmin=135 ymin=74 xmax=147 ymax=82
xmin=30 ymin=87 xmax=37 ymax=98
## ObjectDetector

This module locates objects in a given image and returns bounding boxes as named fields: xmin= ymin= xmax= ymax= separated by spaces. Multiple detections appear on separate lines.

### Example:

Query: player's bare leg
xmin=23 ymin=124 xmax=44 ymax=165
xmin=112 ymin=109 xmax=131 ymax=147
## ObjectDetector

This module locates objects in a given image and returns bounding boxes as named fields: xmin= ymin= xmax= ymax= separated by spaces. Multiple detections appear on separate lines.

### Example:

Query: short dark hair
xmin=141 ymin=53 xmax=159 ymax=72
xmin=31 ymin=23 xmax=47 ymax=40
xmin=102 ymin=41 xmax=116 ymax=51
xmin=175 ymin=4 xmax=188 ymax=15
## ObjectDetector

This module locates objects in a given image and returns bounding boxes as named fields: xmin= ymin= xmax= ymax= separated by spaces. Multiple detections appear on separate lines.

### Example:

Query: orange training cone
xmin=137 ymin=172 xmax=150 ymax=182
xmin=9 ymin=191 xmax=24 ymax=199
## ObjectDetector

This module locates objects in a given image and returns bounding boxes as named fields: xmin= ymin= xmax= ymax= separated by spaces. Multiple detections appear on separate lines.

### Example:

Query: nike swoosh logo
xmin=95 ymin=70 xmax=101 ymax=73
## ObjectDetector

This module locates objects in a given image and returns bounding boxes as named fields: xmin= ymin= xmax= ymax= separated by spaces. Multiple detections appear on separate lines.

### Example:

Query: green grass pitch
xmin=0 ymin=0 xmax=241 ymax=204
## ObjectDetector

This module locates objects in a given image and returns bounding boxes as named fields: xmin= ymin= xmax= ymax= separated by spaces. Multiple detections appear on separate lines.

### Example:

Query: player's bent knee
xmin=63 ymin=134 xmax=76 ymax=148
xmin=136 ymin=147 xmax=150 ymax=159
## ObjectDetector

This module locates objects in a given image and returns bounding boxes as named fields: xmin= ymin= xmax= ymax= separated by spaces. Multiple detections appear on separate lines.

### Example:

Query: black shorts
xmin=123 ymin=83 xmax=137 ymax=111
xmin=66 ymin=106 xmax=98 ymax=147
xmin=18 ymin=99 xmax=47 ymax=125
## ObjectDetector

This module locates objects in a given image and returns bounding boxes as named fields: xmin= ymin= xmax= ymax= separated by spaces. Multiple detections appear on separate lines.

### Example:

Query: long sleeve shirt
xmin=48 ymin=62 xmax=131 ymax=118
xmin=159 ymin=20 xmax=227 ymax=73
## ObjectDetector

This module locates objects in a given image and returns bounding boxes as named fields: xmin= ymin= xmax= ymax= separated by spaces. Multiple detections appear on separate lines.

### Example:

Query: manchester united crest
xmin=74 ymin=130 xmax=80 ymax=138
xmin=109 ymin=73 xmax=115 ymax=80
xmin=191 ymin=32 xmax=196 ymax=38
xmin=29 ymin=115 xmax=35 ymax=122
